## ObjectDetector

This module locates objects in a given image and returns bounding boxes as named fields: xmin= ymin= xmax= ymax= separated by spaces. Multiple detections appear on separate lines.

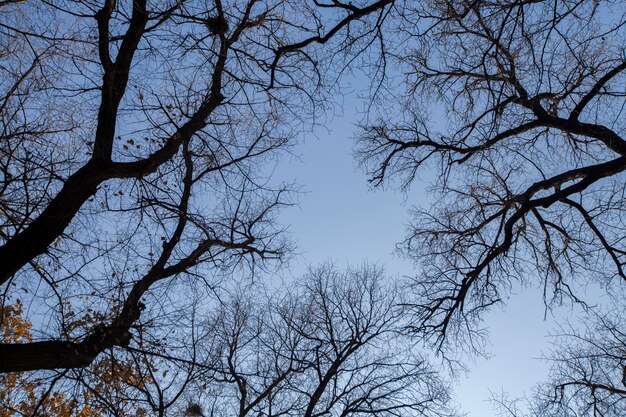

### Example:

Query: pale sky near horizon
xmin=272 ymin=94 xmax=601 ymax=417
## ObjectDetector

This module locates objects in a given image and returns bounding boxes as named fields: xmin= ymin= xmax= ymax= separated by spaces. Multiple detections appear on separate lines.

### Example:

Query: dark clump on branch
xmin=205 ymin=15 xmax=228 ymax=35
xmin=185 ymin=403 xmax=204 ymax=416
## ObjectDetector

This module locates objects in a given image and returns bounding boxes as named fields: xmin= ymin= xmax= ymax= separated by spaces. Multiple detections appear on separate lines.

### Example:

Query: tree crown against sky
xmin=1 ymin=1 xmax=456 ymax=415
xmin=489 ymin=302 xmax=626 ymax=417
xmin=1 ymin=0 xmax=625 ymax=416
xmin=357 ymin=0 xmax=626 ymax=354
xmin=0 ymin=0 xmax=394 ymax=373
xmin=1 ymin=265 xmax=457 ymax=417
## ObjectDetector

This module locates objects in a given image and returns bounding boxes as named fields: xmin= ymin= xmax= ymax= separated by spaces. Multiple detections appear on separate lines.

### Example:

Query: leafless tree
xmin=0 ymin=0 xmax=396 ymax=373
xmin=490 ymin=303 xmax=626 ymax=417
xmin=9 ymin=265 xmax=455 ymax=416
xmin=183 ymin=264 xmax=456 ymax=417
xmin=356 ymin=0 xmax=626 ymax=351
xmin=538 ymin=309 xmax=626 ymax=416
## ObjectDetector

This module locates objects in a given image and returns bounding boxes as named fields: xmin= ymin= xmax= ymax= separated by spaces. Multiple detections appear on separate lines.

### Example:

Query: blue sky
xmin=272 ymin=93 xmax=600 ymax=417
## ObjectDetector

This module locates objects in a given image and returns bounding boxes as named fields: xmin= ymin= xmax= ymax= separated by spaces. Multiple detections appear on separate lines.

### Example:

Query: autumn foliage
xmin=0 ymin=301 xmax=148 ymax=416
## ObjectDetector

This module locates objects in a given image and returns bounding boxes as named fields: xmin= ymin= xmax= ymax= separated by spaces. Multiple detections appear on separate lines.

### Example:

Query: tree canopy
xmin=358 ymin=0 xmax=626 ymax=351
xmin=1 ymin=0 xmax=624 ymax=416
xmin=0 ymin=0 xmax=394 ymax=372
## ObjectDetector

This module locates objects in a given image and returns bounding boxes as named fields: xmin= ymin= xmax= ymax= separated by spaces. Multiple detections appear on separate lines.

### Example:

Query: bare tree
xmin=11 ymin=265 xmax=455 ymax=416
xmin=537 ymin=309 xmax=626 ymax=417
xmin=356 ymin=0 xmax=626 ymax=351
xmin=0 ymin=0 xmax=397 ymax=373
xmin=490 ymin=304 xmax=626 ymax=417
xmin=184 ymin=264 xmax=456 ymax=417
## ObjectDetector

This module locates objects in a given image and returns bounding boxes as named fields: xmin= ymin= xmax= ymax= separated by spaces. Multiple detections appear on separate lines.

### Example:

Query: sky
xmin=271 ymin=95 xmax=598 ymax=417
